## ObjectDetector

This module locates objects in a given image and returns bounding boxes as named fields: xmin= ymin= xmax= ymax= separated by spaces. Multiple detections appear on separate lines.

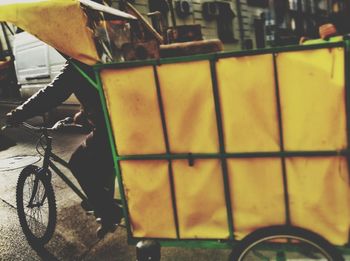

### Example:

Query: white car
xmin=13 ymin=31 xmax=77 ymax=104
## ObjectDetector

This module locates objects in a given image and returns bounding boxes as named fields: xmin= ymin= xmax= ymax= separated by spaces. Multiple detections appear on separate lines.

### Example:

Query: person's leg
xmin=69 ymin=131 xmax=122 ymax=227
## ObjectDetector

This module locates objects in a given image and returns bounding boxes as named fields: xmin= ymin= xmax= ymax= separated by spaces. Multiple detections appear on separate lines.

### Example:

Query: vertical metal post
xmin=272 ymin=53 xmax=291 ymax=226
xmin=343 ymin=40 xmax=350 ymax=245
xmin=210 ymin=58 xmax=235 ymax=240
xmin=153 ymin=65 xmax=180 ymax=239
xmin=344 ymin=41 xmax=350 ymax=171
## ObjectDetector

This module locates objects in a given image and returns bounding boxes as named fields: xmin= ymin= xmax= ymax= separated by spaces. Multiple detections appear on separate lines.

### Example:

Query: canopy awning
xmin=0 ymin=0 xmax=136 ymax=65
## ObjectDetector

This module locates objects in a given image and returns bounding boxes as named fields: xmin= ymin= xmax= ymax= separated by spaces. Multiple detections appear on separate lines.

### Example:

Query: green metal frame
xmin=344 ymin=39 xmax=350 ymax=248
xmin=209 ymin=57 xmax=235 ymax=241
xmin=78 ymin=40 xmax=350 ymax=252
xmin=272 ymin=52 xmax=291 ymax=226
xmin=93 ymin=41 xmax=345 ymax=70
xmin=152 ymin=65 xmax=180 ymax=239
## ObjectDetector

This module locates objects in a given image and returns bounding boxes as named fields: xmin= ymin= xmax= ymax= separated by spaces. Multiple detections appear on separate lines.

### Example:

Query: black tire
xmin=136 ymin=240 xmax=161 ymax=261
xmin=16 ymin=165 xmax=57 ymax=246
xmin=230 ymin=226 xmax=344 ymax=261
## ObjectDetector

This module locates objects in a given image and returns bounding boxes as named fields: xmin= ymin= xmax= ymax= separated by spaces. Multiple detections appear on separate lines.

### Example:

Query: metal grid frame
xmin=76 ymin=40 xmax=350 ymax=251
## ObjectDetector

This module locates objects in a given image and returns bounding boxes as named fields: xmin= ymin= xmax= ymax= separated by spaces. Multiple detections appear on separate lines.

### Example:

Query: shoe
xmin=95 ymin=205 xmax=123 ymax=238
xmin=96 ymin=222 xmax=117 ymax=239
xmin=81 ymin=200 xmax=93 ymax=212
xmin=81 ymin=200 xmax=102 ymax=219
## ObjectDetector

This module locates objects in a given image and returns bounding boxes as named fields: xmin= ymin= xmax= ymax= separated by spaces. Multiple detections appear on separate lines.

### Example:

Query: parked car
xmin=13 ymin=31 xmax=77 ymax=104
xmin=12 ymin=31 xmax=79 ymax=122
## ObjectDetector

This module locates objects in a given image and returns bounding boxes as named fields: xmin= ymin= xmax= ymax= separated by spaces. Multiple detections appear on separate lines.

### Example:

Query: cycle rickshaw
xmin=1 ymin=0 xmax=349 ymax=260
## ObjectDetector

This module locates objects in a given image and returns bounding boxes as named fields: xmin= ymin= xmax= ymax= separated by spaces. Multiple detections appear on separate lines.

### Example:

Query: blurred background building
xmin=110 ymin=0 xmax=350 ymax=50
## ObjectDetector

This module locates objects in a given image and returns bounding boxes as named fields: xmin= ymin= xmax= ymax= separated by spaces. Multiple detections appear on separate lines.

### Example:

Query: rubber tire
xmin=229 ymin=226 xmax=344 ymax=261
xmin=16 ymin=165 xmax=57 ymax=246
xmin=136 ymin=240 xmax=161 ymax=261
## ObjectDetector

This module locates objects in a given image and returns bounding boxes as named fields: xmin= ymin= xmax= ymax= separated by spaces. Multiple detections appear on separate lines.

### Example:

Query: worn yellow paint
xmin=0 ymin=0 xmax=99 ymax=64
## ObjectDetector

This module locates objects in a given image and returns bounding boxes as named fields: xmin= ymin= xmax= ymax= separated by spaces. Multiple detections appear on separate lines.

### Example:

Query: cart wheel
xmin=229 ymin=226 xmax=344 ymax=261
xmin=136 ymin=240 xmax=161 ymax=261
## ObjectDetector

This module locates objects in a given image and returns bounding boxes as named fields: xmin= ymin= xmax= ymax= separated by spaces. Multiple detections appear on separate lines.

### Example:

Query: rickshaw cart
xmin=1 ymin=0 xmax=350 ymax=259
xmin=92 ymin=40 xmax=350 ymax=260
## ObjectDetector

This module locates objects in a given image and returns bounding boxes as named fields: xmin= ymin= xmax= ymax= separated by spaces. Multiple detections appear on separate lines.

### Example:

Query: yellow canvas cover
xmin=227 ymin=158 xmax=285 ymax=239
xmin=120 ymin=160 xmax=176 ymax=238
xmin=286 ymin=157 xmax=349 ymax=245
xmin=0 ymin=0 xmax=135 ymax=65
xmin=102 ymin=47 xmax=350 ymax=245
xmin=0 ymin=0 xmax=98 ymax=64
xmin=157 ymin=61 xmax=219 ymax=153
xmin=173 ymin=159 xmax=229 ymax=238
xmin=216 ymin=54 xmax=280 ymax=152
xmin=101 ymin=66 xmax=166 ymax=155
xmin=277 ymin=48 xmax=347 ymax=151
xmin=215 ymin=54 xmax=286 ymax=239
xmin=276 ymin=48 xmax=350 ymax=244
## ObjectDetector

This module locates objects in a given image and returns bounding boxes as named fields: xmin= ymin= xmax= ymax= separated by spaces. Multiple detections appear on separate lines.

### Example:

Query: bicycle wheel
xmin=230 ymin=226 xmax=344 ymax=261
xmin=16 ymin=165 xmax=57 ymax=246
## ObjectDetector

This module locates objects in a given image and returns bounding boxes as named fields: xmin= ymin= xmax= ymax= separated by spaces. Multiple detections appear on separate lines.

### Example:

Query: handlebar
xmin=1 ymin=118 xmax=83 ymax=132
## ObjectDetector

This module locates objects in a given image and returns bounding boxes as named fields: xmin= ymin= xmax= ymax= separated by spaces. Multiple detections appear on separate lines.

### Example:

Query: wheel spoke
xmin=231 ymin=226 xmax=342 ymax=261
xmin=18 ymin=168 xmax=56 ymax=244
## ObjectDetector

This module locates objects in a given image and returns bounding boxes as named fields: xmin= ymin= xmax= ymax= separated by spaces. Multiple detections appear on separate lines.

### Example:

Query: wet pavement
xmin=0 ymin=200 xmax=40 ymax=261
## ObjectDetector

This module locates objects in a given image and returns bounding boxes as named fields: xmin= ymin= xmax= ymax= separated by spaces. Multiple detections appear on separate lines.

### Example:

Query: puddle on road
xmin=0 ymin=155 xmax=41 ymax=171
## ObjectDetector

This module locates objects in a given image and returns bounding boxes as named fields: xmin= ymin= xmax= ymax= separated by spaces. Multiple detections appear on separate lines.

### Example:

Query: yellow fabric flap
xmin=101 ymin=66 xmax=166 ymax=155
xmin=0 ymin=0 xmax=99 ymax=65
xmin=120 ymin=160 xmax=177 ymax=238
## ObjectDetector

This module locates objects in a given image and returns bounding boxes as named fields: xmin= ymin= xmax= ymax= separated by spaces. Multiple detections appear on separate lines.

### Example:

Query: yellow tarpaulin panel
xmin=120 ymin=160 xmax=177 ymax=238
xmin=157 ymin=61 xmax=219 ymax=153
xmin=276 ymin=47 xmax=349 ymax=245
xmin=216 ymin=54 xmax=280 ymax=152
xmin=100 ymin=47 xmax=350 ymax=244
xmin=277 ymin=47 xmax=347 ymax=151
xmin=0 ymin=0 xmax=99 ymax=65
xmin=221 ymin=49 xmax=350 ymax=244
xmin=172 ymin=160 xmax=229 ymax=239
xmin=287 ymin=157 xmax=350 ymax=245
xmin=101 ymin=67 xmax=166 ymax=155
xmin=227 ymin=158 xmax=285 ymax=240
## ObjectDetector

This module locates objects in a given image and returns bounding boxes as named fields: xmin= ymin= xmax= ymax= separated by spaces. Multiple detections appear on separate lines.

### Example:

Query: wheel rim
xmin=22 ymin=172 xmax=50 ymax=240
xmin=239 ymin=235 xmax=333 ymax=261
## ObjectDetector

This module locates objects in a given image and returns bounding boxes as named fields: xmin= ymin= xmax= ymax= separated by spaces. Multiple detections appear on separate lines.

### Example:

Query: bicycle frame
xmin=28 ymin=125 xmax=88 ymax=205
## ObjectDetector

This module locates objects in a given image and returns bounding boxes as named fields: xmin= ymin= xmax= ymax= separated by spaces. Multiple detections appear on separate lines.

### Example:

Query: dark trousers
xmin=69 ymin=128 xmax=117 ymax=222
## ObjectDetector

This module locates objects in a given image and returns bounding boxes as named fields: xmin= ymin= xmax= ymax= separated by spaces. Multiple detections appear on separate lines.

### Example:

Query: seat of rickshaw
xmin=159 ymin=39 xmax=223 ymax=58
